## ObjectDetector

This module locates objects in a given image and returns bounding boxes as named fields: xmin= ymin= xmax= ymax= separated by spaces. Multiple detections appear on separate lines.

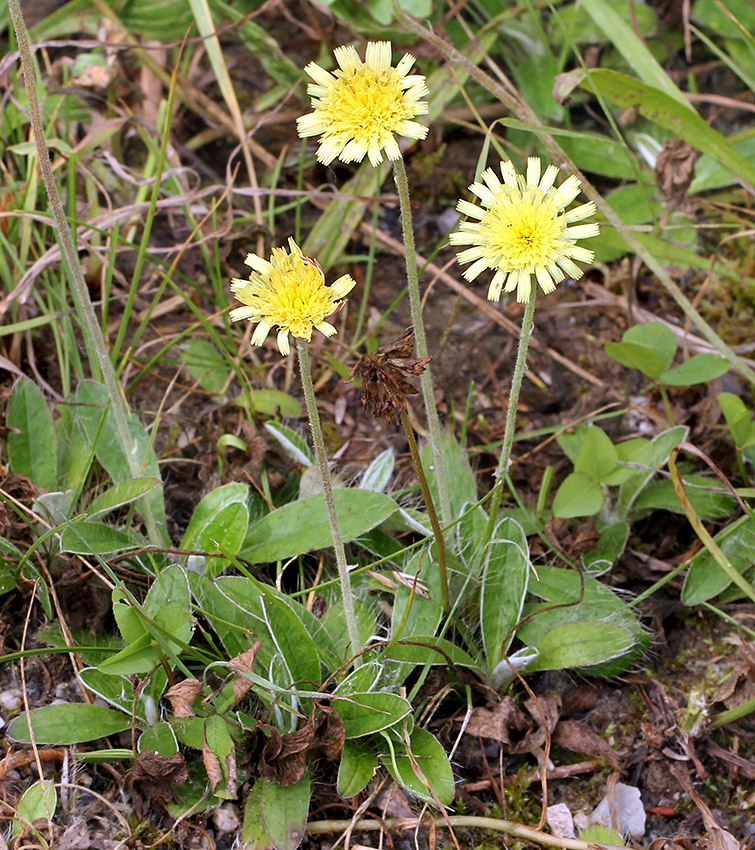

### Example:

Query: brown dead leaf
xmin=463 ymin=696 xmax=529 ymax=746
xmin=648 ymin=839 xmax=696 ymax=850
xmin=553 ymin=719 xmax=622 ymax=769
xmin=166 ymin=678 xmax=203 ymax=718
xmin=202 ymin=734 xmax=237 ymax=798
xmin=669 ymin=762 xmax=739 ymax=850
xmin=374 ymin=781 xmax=414 ymax=817
xmin=230 ymin=641 xmax=262 ymax=705
xmin=511 ymin=693 xmax=562 ymax=755
xmin=654 ymin=138 xmax=699 ymax=210
xmin=127 ymin=751 xmax=188 ymax=818
xmin=260 ymin=705 xmax=345 ymax=785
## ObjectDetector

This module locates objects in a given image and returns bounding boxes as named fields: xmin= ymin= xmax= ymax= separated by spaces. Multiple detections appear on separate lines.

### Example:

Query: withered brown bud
xmin=347 ymin=327 xmax=432 ymax=423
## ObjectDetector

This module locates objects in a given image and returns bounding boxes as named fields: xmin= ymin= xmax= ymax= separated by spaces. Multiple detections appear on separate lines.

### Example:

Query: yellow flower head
xmin=230 ymin=238 xmax=356 ymax=356
xmin=450 ymin=157 xmax=600 ymax=303
xmin=296 ymin=41 xmax=429 ymax=167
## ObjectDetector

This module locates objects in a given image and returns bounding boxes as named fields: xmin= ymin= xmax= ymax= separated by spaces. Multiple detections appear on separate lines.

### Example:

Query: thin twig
xmin=306 ymin=815 xmax=627 ymax=850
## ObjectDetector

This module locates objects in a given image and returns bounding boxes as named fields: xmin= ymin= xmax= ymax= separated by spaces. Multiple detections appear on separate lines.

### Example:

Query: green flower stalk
xmin=451 ymin=158 xmax=600 ymax=542
xmin=230 ymin=239 xmax=362 ymax=664
xmin=296 ymin=40 xmax=453 ymax=527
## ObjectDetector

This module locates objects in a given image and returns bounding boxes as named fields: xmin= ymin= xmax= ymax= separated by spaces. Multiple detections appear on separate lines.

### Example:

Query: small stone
xmin=0 ymin=688 xmax=23 ymax=713
xmin=546 ymin=803 xmax=575 ymax=838
xmin=212 ymin=804 xmax=239 ymax=833
xmin=590 ymin=782 xmax=646 ymax=841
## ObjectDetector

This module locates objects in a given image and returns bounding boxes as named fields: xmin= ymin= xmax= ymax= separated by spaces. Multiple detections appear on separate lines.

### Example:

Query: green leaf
xmin=234 ymin=389 xmax=301 ymax=418
xmin=380 ymin=727 xmax=454 ymax=806
xmin=691 ymin=133 xmax=755 ymax=193
xmin=381 ymin=637 xmax=478 ymax=669
xmin=181 ymin=483 xmax=249 ymax=575
xmin=338 ymin=738 xmax=378 ymax=798
xmin=260 ymin=774 xmax=310 ymax=850
xmin=518 ymin=565 xmax=648 ymax=673
xmin=85 ymin=478 xmax=162 ymax=519
xmin=422 ymin=433 xmax=477 ymax=520
xmin=179 ymin=339 xmax=228 ymax=395
xmin=144 ymin=563 xmax=192 ymax=619
xmin=264 ymin=421 xmax=313 ymax=466
xmin=718 ymin=392 xmax=754 ymax=448
xmin=618 ymin=425 xmax=689 ymax=514
xmin=574 ymin=426 xmax=620 ymax=482
xmin=13 ymin=780 xmax=57 ymax=838
xmin=209 ymin=0 xmax=300 ymax=89
xmin=360 ymin=448 xmax=395 ymax=492
xmin=7 ymin=379 xmax=57 ymax=490
xmin=319 ymin=598 xmax=376 ymax=664
xmin=55 ymin=402 xmax=91 ymax=495
xmin=583 ymin=521 xmax=629 ymax=574
xmin=606 ymin=322 xmax=677 ymax=379
xmin=660 ymin=353 xmax=729 ymax=385
xmin=190 ymin=574 xmax=324 ymax=688
xmin=333 ymin=692 xmax=412 ymax=738
xmin=524 ymin=621 xmax=637 ymax=670
xmin=481 ymin=518 xmax=530 ymax=671
xmin=7 ymin=704 xmax=132 ymax=744
xmin=139 ymin=722 xmax=178 ymax=756
xmin=632 ymin=476 xmax=735 ymax=519
xmin=552 ymin=472 xmax=604 ymax=518
xmin=0 ymin=537 xmax=22 ymax=595
xmin=59 ymin=520 xmax=145 ymax=555
xmin=204 ymin=715 xmax=236 ymax=799
xmin=604 ymin=340 xmax=665 ymax=379
xmin=556 ymin=132 xmax=641 ymax=179
xmin=582 ymin=69 xmax=755 ymax=190
xmin=578 ymin=0 xmax=686 ymax=107
xmin=241 ymin=490 xmax=396 ymax=563
xmin=73 ymin=381 xmax=167 ymax=539
xmin=692 ymin=0 xmax=755 ymax=39
xmin=579 ymin=825 xmax=625 ymax=844
xmin=242 ymin=781 xmax=274 ymax=849
xmin=97 ymin=632 xmax=160 ymax=676
xmin=79 ymin=667 xmax=168 ymax=725
xmin=683 ymin=515 xmax=755 ymax=604
xmin=102 ymin=570 xmax=193 ymax=674
xmin=391 ymin=548 xmax=443 ymax=643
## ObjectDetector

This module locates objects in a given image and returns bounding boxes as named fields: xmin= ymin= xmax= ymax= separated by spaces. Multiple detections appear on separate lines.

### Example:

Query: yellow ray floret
xmin=450 ymin=157 xmax=600 ymax=302
xmin=230 ymin=238 xmax=355 ymax=355
xmin=297 ymin=40 xmax=429 ymax=167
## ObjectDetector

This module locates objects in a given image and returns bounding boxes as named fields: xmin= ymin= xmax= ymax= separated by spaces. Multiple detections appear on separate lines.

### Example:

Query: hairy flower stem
xmin=297 ymin=340 xmax=362 ymax=666
xmin=400 ymin=409 xmax=449 ymax=615
xmin=483 ymin=291 xmax=537 ymax=546
xmin=9 ymin=0 xmax=166 ymax=546
xmin=392 ymin=157 xmax=452 ymax=527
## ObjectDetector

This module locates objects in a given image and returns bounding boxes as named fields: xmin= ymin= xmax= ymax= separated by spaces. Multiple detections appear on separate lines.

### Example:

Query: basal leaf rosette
xmin=230 ymin=238 xmax=355 ymax=355
xmin=297 ymin=41 xmax=429 ymax=167
xmin=450 ymin=157 xmax=600 ymax=303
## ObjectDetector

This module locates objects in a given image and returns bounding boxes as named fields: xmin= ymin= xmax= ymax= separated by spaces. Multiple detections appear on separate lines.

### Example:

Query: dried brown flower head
xmin=348 ymin=328 xmax=432 ymax=423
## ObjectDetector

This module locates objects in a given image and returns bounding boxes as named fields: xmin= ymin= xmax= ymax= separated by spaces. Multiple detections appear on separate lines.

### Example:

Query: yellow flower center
xmin=481 ymin=190 xmax=563 ymax=271
xmin=264 ymin=256 xmax=337 ymax=340
xmin=322 ymin=70 xmax=408 ymax=144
